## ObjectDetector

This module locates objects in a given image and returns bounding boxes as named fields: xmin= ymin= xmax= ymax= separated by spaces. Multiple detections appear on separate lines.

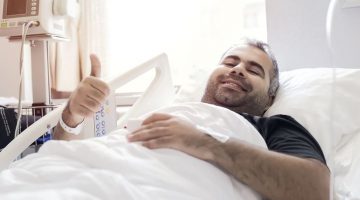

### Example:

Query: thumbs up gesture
xmin=62 ymin=54 xmax=111 ymax=128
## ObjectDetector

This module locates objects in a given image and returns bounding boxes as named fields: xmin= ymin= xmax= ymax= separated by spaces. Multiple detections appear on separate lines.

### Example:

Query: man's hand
xmin=54 ymin=54 xmax=111 ymax=140
xmin=62 ymin=54 xmax=111 ymax=127
xmin=127 ymin=113 xmax=217 ymax=161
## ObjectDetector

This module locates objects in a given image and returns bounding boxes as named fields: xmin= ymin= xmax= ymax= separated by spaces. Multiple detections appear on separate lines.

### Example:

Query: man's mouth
xmin=221 ymin=80 xmax=248 ymax=92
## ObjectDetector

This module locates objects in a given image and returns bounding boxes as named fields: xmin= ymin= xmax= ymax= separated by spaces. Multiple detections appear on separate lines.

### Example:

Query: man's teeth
xmin=224 ymin=82 xmax=238 ymax=87
xmin=223 ymin=82 xmax=246 ymax=91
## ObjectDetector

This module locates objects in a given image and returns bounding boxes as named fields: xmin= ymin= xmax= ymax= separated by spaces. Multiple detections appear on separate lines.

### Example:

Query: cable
xmin=14 ymin=21 xmax=39 ymax=139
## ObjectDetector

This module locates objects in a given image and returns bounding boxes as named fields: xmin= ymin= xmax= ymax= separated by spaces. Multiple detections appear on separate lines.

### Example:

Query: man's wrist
xmin=197 ymin=132 xmax=225 ymax=163
xmin=196 ymin=125 xmax=229 ymax=143
xmin=59 ymin=104 xmax=85 ymax=135
xmin=59 ymin=115 xmax=84 ymax=135
xmin=62 ymin=104 xmax=84 ymax=127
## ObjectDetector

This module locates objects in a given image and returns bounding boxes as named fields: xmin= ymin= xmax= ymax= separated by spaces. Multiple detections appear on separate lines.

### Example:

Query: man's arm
xmin=209 ymin=138 xmax=330 ymax=200
xmin=53 ymin=55 xmax=110 ymax=140
xmin=52 ymin=103 xmax=86 ymax=140
xmin=128 ymin=113 xmax=330 ymax=200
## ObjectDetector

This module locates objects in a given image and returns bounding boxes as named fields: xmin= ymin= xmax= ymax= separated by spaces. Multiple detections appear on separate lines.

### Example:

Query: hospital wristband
xmin=59 ymin=116 xmax=84 ymax=135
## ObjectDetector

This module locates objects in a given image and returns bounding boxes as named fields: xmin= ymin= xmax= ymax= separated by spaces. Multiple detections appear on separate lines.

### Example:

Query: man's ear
xmin=263 ymin=95 xmax=276 ymax=113
xmin=268 ymin=95 xmax=275 ymax=106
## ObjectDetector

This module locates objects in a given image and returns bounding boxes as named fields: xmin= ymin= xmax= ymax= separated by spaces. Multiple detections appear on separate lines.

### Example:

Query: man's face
xmin=201 ymin=45 xmax=274 ymax=116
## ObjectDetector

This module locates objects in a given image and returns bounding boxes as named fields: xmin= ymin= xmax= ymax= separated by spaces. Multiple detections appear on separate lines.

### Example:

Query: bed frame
xmin=0 ymin=53 xmax=175 ymax=171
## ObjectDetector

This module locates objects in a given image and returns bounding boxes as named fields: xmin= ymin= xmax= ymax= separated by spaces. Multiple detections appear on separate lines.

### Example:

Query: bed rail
xmin=0 ymin=53 xmax=174 ymax=171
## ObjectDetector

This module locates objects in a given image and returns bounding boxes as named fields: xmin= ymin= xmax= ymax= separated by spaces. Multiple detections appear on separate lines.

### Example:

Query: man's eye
xmin=249 ymin=69 xmax=260 ymax=75
xmin=224 ymin=63 xmax=236 ymax=67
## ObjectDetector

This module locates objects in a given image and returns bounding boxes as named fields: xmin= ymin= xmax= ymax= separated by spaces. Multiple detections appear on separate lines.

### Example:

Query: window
xmin=104 ymin=0 xmax=267 ymax=93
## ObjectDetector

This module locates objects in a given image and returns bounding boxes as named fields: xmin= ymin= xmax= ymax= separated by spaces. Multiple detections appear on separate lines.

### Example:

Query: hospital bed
xmin=2 ymin=63 xmax=360 ymax=198
xmin=0 ymin=0 xmax=360 ymax=199
xmin=0 ymin=51 xmax=267 ymax=199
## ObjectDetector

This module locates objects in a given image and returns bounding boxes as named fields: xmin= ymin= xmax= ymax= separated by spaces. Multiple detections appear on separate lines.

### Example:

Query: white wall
xmin=0 ymin=38 xmax=21 ymax=97
xmin=0 ymin=38 xmax=32 ymax=101
xmin=266 ymin=0 xmax=333 ymax=71
xmin=328 ymin=0 xmax=360 ymax=68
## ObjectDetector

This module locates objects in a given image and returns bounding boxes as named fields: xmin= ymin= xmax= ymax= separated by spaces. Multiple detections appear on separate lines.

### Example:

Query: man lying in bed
xmin=54 ymin=39 xmax=330 ymax=200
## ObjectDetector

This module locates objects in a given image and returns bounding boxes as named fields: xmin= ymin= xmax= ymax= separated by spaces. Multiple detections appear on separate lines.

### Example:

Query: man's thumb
xmin=90 ymin=54 xmax=101 ymax=77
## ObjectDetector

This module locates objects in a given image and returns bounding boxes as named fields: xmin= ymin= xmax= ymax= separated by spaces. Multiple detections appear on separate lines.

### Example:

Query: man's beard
xmin=201 ymin=76 xmax=270 ymax=116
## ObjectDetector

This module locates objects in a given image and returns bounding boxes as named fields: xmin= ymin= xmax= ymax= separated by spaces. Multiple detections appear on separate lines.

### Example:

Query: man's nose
xmin=230 ymin=64 xmax=246 ymax=78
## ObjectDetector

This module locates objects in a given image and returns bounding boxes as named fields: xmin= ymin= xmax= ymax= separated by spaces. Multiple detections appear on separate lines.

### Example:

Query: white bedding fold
xmin=0 ymin=102 xmax=266 ymax=200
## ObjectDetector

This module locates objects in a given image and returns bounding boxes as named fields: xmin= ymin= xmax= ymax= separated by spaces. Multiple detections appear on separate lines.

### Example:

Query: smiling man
xmin=54 ymin=39 xmax=330 ymax=200
xmin=202 ymin=42 xmax=277 ymax=116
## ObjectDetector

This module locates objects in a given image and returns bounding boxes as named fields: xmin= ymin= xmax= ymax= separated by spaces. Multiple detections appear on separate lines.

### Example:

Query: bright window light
xmin=104 ymin=0 xmax=267 ymax=93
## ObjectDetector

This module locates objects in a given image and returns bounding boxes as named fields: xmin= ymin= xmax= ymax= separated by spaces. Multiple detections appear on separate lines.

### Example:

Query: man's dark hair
xmin=221 ymin=39 xmax=280 ymax=97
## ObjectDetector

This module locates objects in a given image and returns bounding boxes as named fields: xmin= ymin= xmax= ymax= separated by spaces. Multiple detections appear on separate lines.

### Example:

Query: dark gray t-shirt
xmin=241 ymin=113 xmax=327 ymax=165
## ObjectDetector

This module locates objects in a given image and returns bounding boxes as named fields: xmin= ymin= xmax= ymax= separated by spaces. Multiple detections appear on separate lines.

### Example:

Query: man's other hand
xmin=127 ymin=113 xmax=216 ymax=161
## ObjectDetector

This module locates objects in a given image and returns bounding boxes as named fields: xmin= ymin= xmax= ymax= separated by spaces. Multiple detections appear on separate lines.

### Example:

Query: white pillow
xmin=174 ymin=65 xmax=211 ymax=103
xmin=264 ymin=68 xmax=360 ymax=161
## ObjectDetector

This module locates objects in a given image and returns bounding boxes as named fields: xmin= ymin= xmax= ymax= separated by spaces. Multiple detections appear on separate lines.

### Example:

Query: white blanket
xmin=0 ymin=102 xmax=267 ymax=200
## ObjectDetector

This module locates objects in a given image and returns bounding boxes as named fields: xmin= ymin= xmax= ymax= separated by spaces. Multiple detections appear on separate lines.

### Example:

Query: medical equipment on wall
xmin=0 ymin=0 xmax=78 ymax=37
xmin=0 ymin=53 xmax=175 ymax=171
xmin=0 ymin=0 xmax=79 ymax=106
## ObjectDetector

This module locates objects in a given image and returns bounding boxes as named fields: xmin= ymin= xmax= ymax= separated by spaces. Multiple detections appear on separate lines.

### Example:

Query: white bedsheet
xmin=0 ymin=102 xmax=266 ymax=200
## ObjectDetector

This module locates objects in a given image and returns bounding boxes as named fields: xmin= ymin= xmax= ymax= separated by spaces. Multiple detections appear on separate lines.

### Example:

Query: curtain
xmin=77 ymin=0 xmax=108 ymax=79
xmin=50 ymin=0 xmax=108 ymax=94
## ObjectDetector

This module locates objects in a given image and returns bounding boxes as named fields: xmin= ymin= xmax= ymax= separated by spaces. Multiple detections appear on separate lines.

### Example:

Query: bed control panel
xmin=82 ymin=93 xmax=117 ymax=138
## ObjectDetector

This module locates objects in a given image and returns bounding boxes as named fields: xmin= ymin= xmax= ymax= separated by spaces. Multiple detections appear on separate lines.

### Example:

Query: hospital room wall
xmin=266 ymin=0 xmax=332 ymax=71
xmin=0 ymin=38 xmax=32 ymax=100
xmin=0 ymin=38 xmax=20 ymax=97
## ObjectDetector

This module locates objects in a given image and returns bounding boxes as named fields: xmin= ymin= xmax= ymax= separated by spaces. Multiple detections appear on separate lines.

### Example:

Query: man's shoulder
xmin=239 ymin=113 xmax=297 ymax=127
xmin=240 ymin=112 xmax=327 ymax=165
xmin=239 ymin=112 xmax=309 ymax=138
